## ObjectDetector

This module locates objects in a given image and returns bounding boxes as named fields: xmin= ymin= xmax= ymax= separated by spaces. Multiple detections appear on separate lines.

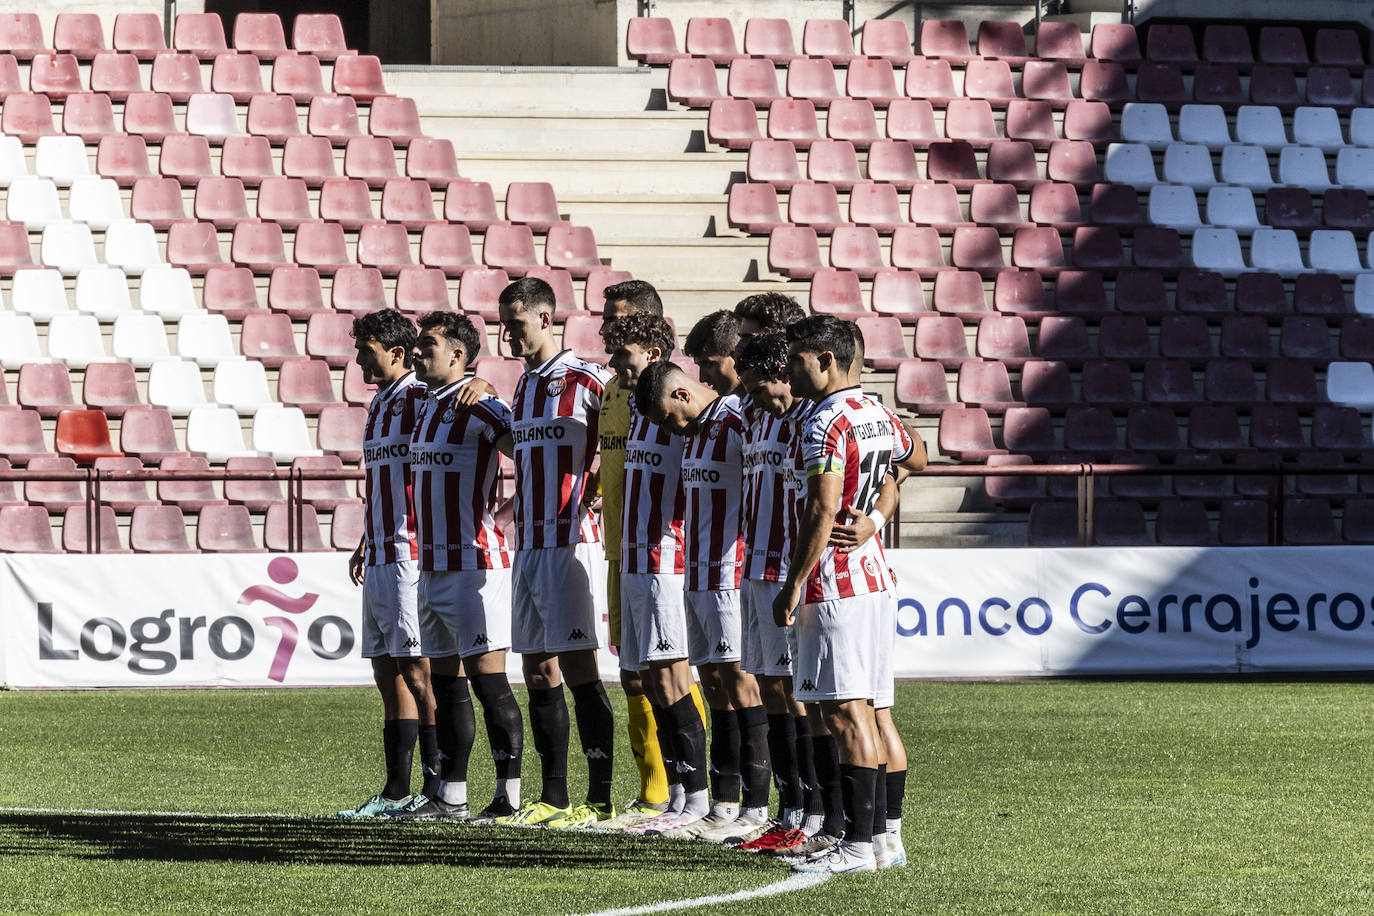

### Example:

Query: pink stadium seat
xmin=444 ymin=180 xmax=504 ymax=229
xmin=1061 ymin=100 xmax=1116 ymax=144
xmin=828 ymin=226 xmax=884 ymax=277
xmin=166 ymin=219 xmax=225 ymax=274
xmin=984 ymin=141 xmax=1039 ymax=187
xmin=626 ymin=17 xmax=678 ymax=64
xmin=891 ymin=225 xmax=948 ymax=273
xmin=468 ymin=357 xmax=523 ymax=404
xmin=505 ymin=181 xmax=563 ymax=231
xmin=174 ymin=13 xmax=228 ymax=59
xmin=219 ymin=136 xmax=275 ymax=188
xmin=63 ymin=92 xmax=119 ymax=142
xmin=333 ymin=54 xmax=387 ymax=100
xmin=129 ymin=504 xmax=194 ymax=552
xmin=668 ymin=58 xmax=722 ymax=107
xmin=1203 ymin=25 xmax=1253 ymax=64
xmin=979 ymin=20 xmax=1030 ymax=62
xmin=975 ymin=315 xmax=1032 ymax=364
xmin=934 ymin=270 xmax=990 ymax=318
xmin=709 ymin=99 xmax=763 ymax=149
xmin=905 ymin=58 xmax=960 ymax=106
xmin=123 ymin=91 xmax=178 ymax=142
xmin=1258 ymin=25 xmax=1308 ymax=66
xmin=685 ymin=17 xmax=741 ymax=64
xmin=845 ymin=58 xmax=901 ymax=106
xmin=419 ymin=223 xmax=478 ymax=276
xmin=112 ymin=13 xmax=165 ymax=60
xmin=1307 ymin=67 xmax=1356 ymax=106
xmin=920 ymin=20 xmax=972 ymax=62
xmin=240 ymin=312 xmax=299 ymax=367
xmin=355 ymin=221 xmax=414 ymax=277
xmin=727 ymin=182 xmax=783 ymax=234
xmin=89 ymin=53 xmax=143 ymax=103
xmin=268 ymin=266 xmax=325 ymax=318
xmin=937 ymin=407 xmax=1000 ymax=460
xmin=308 ymin=95 xmax=362 ymax=145
xmin=282 ymin=135 xmax=338 ymax=187
xmin=766 ymin=226 xmax=822 ymax=278
xmin=131 ymin=176 xmax=188 ymax=229
xmin=914 ymin=315 xmax=971 ymax=365
xmin=861 ymin=19 xmax=915 ymax=64
xmin=156 ymin=134 xmax=213 ymax=185
xmin=894 ymin=359 xmax=953 ymax=413
xmin=970 ymin=183 xmax=1027 ymax=230
xmin=944 ymin=100 xmax=998 ymax=145
xmin=786 ymin=58 xmax=842 ymax=107
xmin=457 ymin=267 xmax=511 ymax=319
xmin=727 ymin=58 xmax=783 ymax=105
xmin=965 ymin=60 xmax=1017 ymax=103
xmin=150 ymin=50 xmax=205 ymax=102
xmin=848 ymin=181 xmax=903 ymax=232
xmin=292 ymin=15 xmax=348 ymax=61
xmin=292 ymin=220 xmax=352 ymax=276
xmin=368 ymin=96 xmax=424 ymax=147
xmin=2 ymin=93 xmax=54 ymax=142
xmin=194 ymin=176 xmax=251 ymax=228
xmin=483 ymin=224 xmax=539 ymax=275
xmin=1035 ymin=21 xmax=1086 ymax=62
xmin=202 ymin=265 xmax=261 ymax=319
xmin=1028 ymin=182 xmax=1083 ymax=228
xmin=994 ymin=269 xmax=1050 ymax=316
xmin=545 ymin=224 xmax=601 ymax=277
xmin=825 ymin=99 xmax=880 ymax=148
xmin=1250 ymin=64 xmax=1301 ymax=106
xmin=1063 ymin=405 xmax=1120 ymax=455
xmin=584 ymin=267 xmax=632 ymax=313
xmin=405 ymin=138 xmax=460 ymax=188
xmin=25 ymin=455 xmax=83 ymax=510
xmin=272 ymin=52 xmax=326 ymax=101
xmin=278 ymin=357 xmax=338 ymax=414
xmin=789 ymin=180 xmax=848 ymax=233
xmin=1020 ymin=360 xmax=1075 ymax=407
xmin=18 ymin=362 xmax=77 ymax=417
xmin=0 ymin=405 xmax=50 ymax=464
xmin=808 ymin=268 xmax=864 ymax=316
xmin=1035 ymin=315 xmax=1092 ymax=362
xmin=198 ymin=504 xmax=262 ymax=552
xmin=0 ymin=221 xmax=33 ymax=275
xmin=119 ymin=405 xmax=182 ymax=462
xmin=1006 ymin=100 xmax=1058 ymax=146
xmin=1089 ymin=183 xmax=1141 ymax=226
xmin=329 ymin=499 xmax=366 ymax=549
xmin=316 ymin=177 xmax=373 ymax=229
xmin=380 ymin=177 xmax=440 ymax=228
xmin=925 ymin=141 xmax=981 ymax=185
xmin=1147 ymin=24 xmax=1198 ymax=63
xmin=0 ymin=506 xmax=58 ymax=552
xmin=30 ymin=53 xmax=83 ymax=100
xmin=55 ymin=408 xmax=123 ymax=463
xmin=54 ymin=13 xmax=106 ymax=60
xmin=951 ymin=226 xmax=1005 ymax=271
xmin=94 ymin=455 xmax=155 ymax=513
xmin=83 ymin=362 xmax=141 ymax=418
xmin=233 ymin=13 xmax=288 ymax=59
xmin=211 ymin=51 xmax=265 ymax=101
xmin=0 ymin=13 xmax=43 ymax=59
xmin=231 ymin=220 xmax=288 ymax=274
xmin=744 ymin=18 xmax=799 ymax=62
xmin=867 ymin=139 xmax=919 ymax=187
xmin=294 ymin=454 xmax=352 ymax=510
xmin=1091 ymin=23 xmax=1141 ymax=62
xmin=345 ymin=136 xmax=401 ymax=187
xmin=561 ymin=314 xmax=606 ymax=363
xmin=335 ymin=263 xmax=390 ymax=313
xmin=394 ymin=266 xmax=453 ymax=315
xmin=1079 ymin=60 xmax=1130 ymax=104
xmin=304 ymin=312 xmax=356 ymax=366
xmin=801 ymin=20 xmax=857 ymax=63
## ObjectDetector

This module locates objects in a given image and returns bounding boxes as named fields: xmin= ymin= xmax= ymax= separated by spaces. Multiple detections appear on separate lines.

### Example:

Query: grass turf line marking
xmin=573 ymin=872 xmax=829 ymax=916
xmin=0 ymin=806 xmax=306 ymax=819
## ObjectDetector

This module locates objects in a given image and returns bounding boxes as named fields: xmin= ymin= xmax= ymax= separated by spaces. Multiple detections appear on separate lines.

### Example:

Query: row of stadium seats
xmin=631 ymin=18 xmax=1374 ymax=70
xmin=0 ymin=12 xmax=351 ymax=61
xmin=1026 ymin=498 xmax=1374 ymax=546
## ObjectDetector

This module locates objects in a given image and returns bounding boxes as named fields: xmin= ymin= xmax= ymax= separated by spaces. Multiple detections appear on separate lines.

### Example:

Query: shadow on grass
xmin=0 ymin=812 xmax=777 ymax=871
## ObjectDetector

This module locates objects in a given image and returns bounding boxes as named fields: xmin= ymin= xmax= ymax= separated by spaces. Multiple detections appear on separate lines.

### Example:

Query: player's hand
xmin=829 ymin=508 xmax=876 ymax=554
xmin=773 ymin=582 xmax=801 ymax=628
xmin=454 ymin=376 xmax=496 ymax=408
xmin=348 ymin=545 xmax=365 ymax=586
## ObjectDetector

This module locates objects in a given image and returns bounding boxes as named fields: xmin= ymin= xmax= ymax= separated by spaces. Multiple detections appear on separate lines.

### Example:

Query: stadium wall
xmin=2 ymin=548 xmax=1372 ymax=687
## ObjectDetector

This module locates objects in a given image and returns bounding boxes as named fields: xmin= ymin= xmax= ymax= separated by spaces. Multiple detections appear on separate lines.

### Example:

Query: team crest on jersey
xmin=706 ymin=421 xmax=721 ymax=439
xmin=546 ymin=377 xmax=566 ymax=397
xmin=388 ymin=398 xmax=405 ymax=417
xmin=862 ymin=556 xmax=877 ymax=577
xmin=441 ymin=404 xmax=459 ymax=423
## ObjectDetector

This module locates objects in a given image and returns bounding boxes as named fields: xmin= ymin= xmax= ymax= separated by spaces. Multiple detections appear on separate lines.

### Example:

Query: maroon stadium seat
xmin=225 ymin=455 xmax=284 ymax=509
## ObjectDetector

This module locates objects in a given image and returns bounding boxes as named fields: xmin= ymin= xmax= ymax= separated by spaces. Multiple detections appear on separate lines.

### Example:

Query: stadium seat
xmin=937 ymin=406 xmax=1001 ymax=460
xmin=212 ymin=358 xmax=273 ymax=415
xmin=443 ymin=180 xmax=504 ymax=230
xmin=482 ymin=223 xmax=539 ymax=275
xmin=728 ymin=58 xmax=783 ymax=105
xmin=25 ymin=455 xmax=84 ymax=511
xmin=231 ymin=220 xmax=289 ymax=274
xmin=68 ymin=505 xmax=135 ymax=553
xmin=173 ymin=13 xmax=228 ymax=59
xmin=902 ymin=59 xmax=955 ymax=106
xmin=93 ymin=135 xmax=147 ymax=189
xmin=825 ymin=227 xmax=881 ymax=277
xmin=83 ymin=361 xmax=141 ymax=418
xmin=65 ymin=177 xmax=124 ymax=232
xmin=129 ymin=504 xmax=194 ymax=552
xmin=263 ymin=502 xmax=328 ymax=551
xmin=238 ymin=313 xmax=299 ymax=368
xmin=866 ymin=140 xmax=920 ymax=188
xmin=381 ymin=177 xmax=440 ymax=228
xmin=253 ymin=405 xmax=323 ymax=463
xmin=130 ymin=176 xmax=187 ymax=229
xmin=292 ymin=14 xmax=347 ymax=60
xmin=369 ymin=96 xmax=424 ymax=147
xmin=44 ymin=312 xmax=106 ymax=369
xmin=331 ymin=265 xmax=387 ymax=312
xmin=256 ymin=176 xmax=313 ymax=228
xmin=233 ymin=13 xmax=287 ymax=58
xmin=0 ymin=505 xmax=58 ymax=552
xmin=175 ymin=311 xmax=236 ymax=368
xmin=277 ymin=358 xmax=339 ymax=414
xmin=147 ymin=358 xmax=209 ymax=415
xmin=210 ymin=52 xmax=265 ymax=102
xmin=150 ymin=50 xmax=205 ymax=102
xmin=685 ymin=17 xmax=741 ymax=63
xmin=12 ymin=267 xmax=71 ymax=315
xmin=964 ymin=59 xmax=1016 ymax=103
xmin=187 ymin=404 xmax=255 ymax=462
xmin=18 ymin=363 xmax=77 ymax=418
xmin=307 ymin=94 xmax=362 ymax=144
xmin=627 ymin=17 xmax=678 ymax=64
xmin=292 ymin=454 xmax=353 ymax=511
xmin=197 ymin=504 xmax=262 ymax=551
xmin=1079 ymin=60 xmax=1130 ymax=103
xmin=894 ymin=359 xmax=953 ymax=413
xmin=111 ymin=313 xmax=171 ymax=368
xmin=94 ymin=455 xmax=157 ymax=513
xmin=333 ymin=53 xmax=387 ymax=100
xmin=355 ymin=221 xmax=415 ymax=276
xmin=186 ymin=92 xmax=246 ymax=143
xmin=419 ymin=224 xmax=478 ymax=277
xmin=405 ymin=138 xmax=461 ymax=188
xmin=305 ymin=312 xmax=359 ymax=367
xmin=846 ymin=58 xmax=901 ymax=106
xmin=708 ymin=99 xmax=762 ymax=149
xmin=727 ymin=183 xmax=783 ymax=234
xmin=55 ymin=408 xmax=123 ymax=463
xmin=394 ymin=267 xmax=453 ymax=316
xmin=316 ymin=402 xmax=365 ymax=461
xmin=279 ymin=136 xmax=337 ymax=187
xmin=344 ymin=136 xmax=401 ymax=189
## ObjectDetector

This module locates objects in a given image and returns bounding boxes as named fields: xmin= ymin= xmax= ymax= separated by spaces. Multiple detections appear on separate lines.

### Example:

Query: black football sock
xmin=794 ymin=718 xmax=822 ymax=817
xmin=736 ymin=705 xmax=771 ymax=813
xmin=649 ymin=702 xmax=681 ymax=789
xmin=666 ymin=695 xmax=709 ymax=795
xmin=766 ymin=713 xmax=802 ymax=815
xmin=471 ymin=673 xmax=524 ymax=780
xmin=528 ymin=685 xmax=570 ymax=809
xmin=708 ymin=708 xmax=742 ymax=804
xmin=433 ymin=675 xmax=475 ymax=790
xmin=417 ymin=724 xmax=440 ymax=798
xmin=871 ymin=763 xmax=888 ymax=838
xmin=383 ymin=719 xmax=417 ymax=800
xmin=570 ymin=681 xmax=615 ymax=808
xmin=813 ymin=733 xmax=845 ymax=838
xmin=840 ymin=763 xmax=877 ymax=845
xmin=886 ymin=768 xmax=907 ymax=823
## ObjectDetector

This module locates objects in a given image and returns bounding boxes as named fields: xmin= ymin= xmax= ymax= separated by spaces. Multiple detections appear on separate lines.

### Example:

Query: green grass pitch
xmin=0 ymin=680 xmax=1372 ymax=914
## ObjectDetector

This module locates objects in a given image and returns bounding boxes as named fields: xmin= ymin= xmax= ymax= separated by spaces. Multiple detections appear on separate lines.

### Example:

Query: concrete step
xmin=556 ymin=195 xmax=724 ymax=242
xmin=596 ymin=236 xmax=765 ymax=283
xmin=385 ymin=67 xmax=661 ymax=113
xmin=424 ymin=114 xmax=704 ymax=155
xmin=448 ymin=153 xmax=741 ymax=197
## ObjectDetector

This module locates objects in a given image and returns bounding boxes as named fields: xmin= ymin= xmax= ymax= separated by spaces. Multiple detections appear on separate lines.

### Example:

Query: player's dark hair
xmin=736 ymin=330 xmax=789 ymax=383
xmin=602 ymin=311 xmax=676 ymax=357
xmin=733 ymin=292 xmax=805 ymax=331
xmin=684 ymin=310 xmax=740 ymax=359
xmin=417 ymin=311 xmax=482 ymax=368
xmin=849 ymin=319 xmax=865 ymax=361
xmin=603 ymin=279 xmax=663 ymax=316
xmin=786 ymin=315 xmax=855 ymax=373
xmin=350 ymin=308 xmax=417 ymax=367
xmin=635 ymin=358 xmax=688 ymax=409
xmin=498 ymin=276 xmax=557 ymax=316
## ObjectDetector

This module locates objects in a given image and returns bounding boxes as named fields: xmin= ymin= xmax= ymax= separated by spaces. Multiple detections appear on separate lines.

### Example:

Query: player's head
xmin=733 ymin=292 xmax=805 ymax=337
xmin=599 ymin=279 xmax=663 ymax=344
xmin=413 ymin=311 xmax=481 ymax=387
xmin=604 ymin=310 xmax=675 ymax=389
xmin=351 ymin=308 xmax=417 ymax=386
xmin=737 ymin=330 xmax=794 ymax=418
xmin=785 ymin=315 xmax=855 ymax=400
xmin=684 ymin=310 xmax=742 ymax=396
xmin=636 ymin=359 xmax=712 ymax=435
xmin=848 ymin=320 xmax=866 ymax=384
xmin=498 ymin=277 xmax=557 ymax=360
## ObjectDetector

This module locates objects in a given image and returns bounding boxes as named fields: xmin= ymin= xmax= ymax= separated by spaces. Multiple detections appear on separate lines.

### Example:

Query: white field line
xmin=574 ymin=872 xmax=830 ymax=916
xmin=0 ymin=805 xmax=313 ymax=818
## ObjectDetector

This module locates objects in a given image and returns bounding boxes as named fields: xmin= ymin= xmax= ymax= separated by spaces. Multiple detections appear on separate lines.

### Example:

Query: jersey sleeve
xmin=802 ymin=410 xmax=845 ymax=479
xmin=882 ymin=405 xmax=914 ymax=465
xmin=475 ymin=397 xmax=514 ymax=442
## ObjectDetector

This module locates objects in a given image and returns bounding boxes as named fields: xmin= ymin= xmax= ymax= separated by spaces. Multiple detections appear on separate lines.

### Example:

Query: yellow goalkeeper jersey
xmin=598 ymin=376 xmax=631 ymax=558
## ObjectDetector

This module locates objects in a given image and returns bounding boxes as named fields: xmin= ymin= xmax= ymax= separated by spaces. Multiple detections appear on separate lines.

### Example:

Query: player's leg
xmin=875 ymin=706 xmax=908 ymax=867
xmin=869 ymin=590 xmax=902 ymax=866
xmin=684 ymin=592 xmax=740 ymax=825
xmin=610 ymin=558 xmax=671 ymax=811
xmin=467 ymin=648 xmax=524 ymax=819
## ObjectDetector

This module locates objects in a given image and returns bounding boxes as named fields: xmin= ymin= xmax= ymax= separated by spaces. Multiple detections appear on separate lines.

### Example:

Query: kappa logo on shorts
xmin=776 ymin=653 xmax=791 ymax=666
xmin=567 ymin=628 xmax=587 ymax=641
xmin=472 ymin=633 xmax=489 ymax=647
xmin=715 ymin=640 xmax=731 ymax=654
xmin=402 ymin=637 xmax=420 ymax=649
xmin=800 ymin=679 xmax=815 ymax=691
xmin=654 ymin=639 xmax=674 ymax=652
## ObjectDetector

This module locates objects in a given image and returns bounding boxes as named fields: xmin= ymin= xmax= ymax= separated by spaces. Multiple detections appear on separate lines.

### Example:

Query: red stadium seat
xmin=934 ymin=270 xmax=989 ymax=318
xmin=766 ymin=226 xmax=822 ymax=278
xmin=55 ymin=408 xmax=123 ymax=463
xmin=828 ymin=227 xmax=884 ymax=277
xmin=2 ymin=93 xmax=54 ymax=143
xmin=307 ymin=94 xmax=362 ymax=145
xmin=83 ymin=362 xmax=141 ymax=418
xmin=919 ymin=19 xmax=971 ymax=62
xmin=855 ymin=315 xmax=906 ymax=368
xmin=506 ymin=181 xmax=564 ymax=231
xmin=891 ymin=225 xmax=948 ymax=273
xmin=483 ymin=224 xmax=540 ymax=275
xmin=848 ymin=181 xmax=903 ymax=232
xmin=808 ymin=268 xmax=864 ymax=316
xmin=747 ymin=139 xmax=802 ymax=187
xmin=282 ymin=135 xmax=338 ymax=187
xmin=54 ymin=13 xmax=106 ymax=59
xmin=867 ymin=139 xmax=920 ymax=187
xmin=727 ymin=183 xmax=783 ymax=234
xmin=845 ymin=59 xmax=901 ymax=106
xmin=937 ymin=406 xmax=1001 ymax=460
xmin=914 ymin=315 xmax=971 ymax=365
xmin=668 ymin=57 xmax=722 ymax=107
xmin=545 ymin=225 xmax=601 ymax=277
xmin=131 ymin=176 xmax=187 ymax=229
xmin=263 ymin=503 xmax=329 ymax=552
xmin=305 ymin=312 xmax=359 ymax=366
xmin=975 ymin=316 xmax=1032 ymax=364
xmin=267 ymin=266 xmax=325 ymax=318
xmin=157 ymin=133 xmax=213 ymax=185
xmin=0 ymin=12 xmax=43 ymax=59
xmin=94 ymin=455 xmax=156 ymax=513
xmin=871 ymin=269 xmax=928 ymax=322
xmin=165 ymin=220 xmax=225 ymax=275
xmin=294 ymin=454 xmax=352 ymax=510
xmin=584 ymin=268 xmax=632 ymax=313
xmin=860 ymin=19 xmax=915 ymax=63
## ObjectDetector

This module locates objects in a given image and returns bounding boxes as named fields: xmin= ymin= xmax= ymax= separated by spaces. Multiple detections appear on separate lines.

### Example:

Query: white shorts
xmin=418 ymin=567 xmax=512 ymax=659
xmin=872 ymin=591 xmax=896 ymax=709
xmin=361 ymin=559 xmax=426 ymax=658
xmin=741 ymin=579 xmax=793 ymax=677
xmin=793 ymin=591 xmax=885 ymax=703
xmin=511 ymin=542 xmax=606 ymax=655
xmin=619 ymin=571 xmax=688 ymax=672
xmin=685 ymin=588 xmax=742 ymax=666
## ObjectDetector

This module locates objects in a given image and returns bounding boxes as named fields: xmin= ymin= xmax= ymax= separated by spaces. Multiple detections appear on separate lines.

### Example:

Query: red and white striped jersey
xmin=681 ymin=394 xmax=745 ymax=591
xmin=509 ymin=349 xmax=609 ymax=550
xmin=361 ymin=372 xmax=426 ymax=566
xmin=742 ymin=398 xmax=812 ymax=582
xmin=799 ymin=387 xmax=913 ymax=603
xmin=620 ymin=390 xmax=685 ymax=575
xmin=410 ymin=377 xmax=513 ymax=572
